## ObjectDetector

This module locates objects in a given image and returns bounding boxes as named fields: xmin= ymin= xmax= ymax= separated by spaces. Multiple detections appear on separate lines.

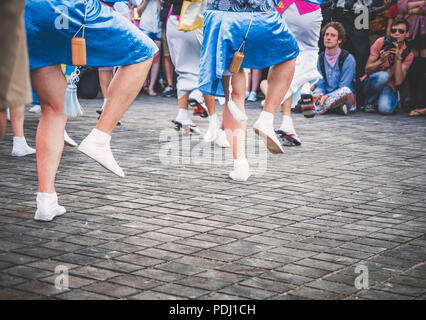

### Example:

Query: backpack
xmin=319 ymin=49 xmax=350 ymax=89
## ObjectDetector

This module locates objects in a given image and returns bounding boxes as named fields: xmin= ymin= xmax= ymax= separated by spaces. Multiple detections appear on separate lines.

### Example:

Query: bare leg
xmin=163 ymin=55 xmax=174 ymax=88
xmin=148 ymin=40 xmax=161 ymax=95
xmin=263 ymin=59 xmax=295 ymax=114
xmin=0 ymin=110 xmax=6 ymax=142
xmin=282 ymin=96 xmax=292 ymax=116
xmin=222 ymin=69 xmax=247 ymax=160
xmin=250 ymin=69 xmax=262 ymax=93
xmin=10 ymin=105 xmax=25 ymax=137
xmin=96 ymin=58 xmax=153 ymax=134
xmin=204 ymin=93 xmax=215 ymax=115
xmin=253 ymin=59 xmax=295 ymax=154
xmin=98 ymin=69 xmax=113 ymax=99
xmin=31 ymin=65 xmax=67 ymax=193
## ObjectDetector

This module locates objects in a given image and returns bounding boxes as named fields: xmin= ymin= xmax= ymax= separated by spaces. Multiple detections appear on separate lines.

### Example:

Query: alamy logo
xmin=55 ymin=265 xmax=69 ymax=291
xmin=354 ymin=265 xmax=369 ymax=289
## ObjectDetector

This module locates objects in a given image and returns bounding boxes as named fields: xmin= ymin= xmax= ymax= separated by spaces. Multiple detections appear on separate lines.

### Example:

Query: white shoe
xmin=11 ymin=137 xmax=36 ymax=157
xmin=247 ymin=91 xmax=257 ymax=102
xmin=6 ymin=108 xmax=10 ymax=121
xmin=78 ymin=129 xmax=125 ymax=177
xmin=204 ymin=114 xmax=219 ymax=143
xmin=253 ymin=112 xmax=284 ymax=154
xmin=34 ymin=193 xmax=66 ymax=222
xmin=29 ymin=105 xmax=42 ymax=113
xmin=215 ymin=129 xmax=230 ymax=148
xmin=229 ymin=159 xmax=250 ymax=182
xmin=64 ymin=130 xmax=78 ymax=147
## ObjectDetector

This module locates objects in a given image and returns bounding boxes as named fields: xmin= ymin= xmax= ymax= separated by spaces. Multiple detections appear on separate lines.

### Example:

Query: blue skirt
xmin=198 ymin=10 xmax=299 ymax=97
xmin=25 ymin=0 xmax=158 ymax=70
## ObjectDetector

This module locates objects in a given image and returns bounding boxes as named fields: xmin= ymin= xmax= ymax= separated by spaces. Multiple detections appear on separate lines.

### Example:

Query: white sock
xmin=280 ymin=115 xmax=296 ymax=135
xmin=101 ymin=98 xmax=107 ymax=110
xmin=35 ymin=192 xmax=66 ymax=220
xmin=209 ymin=113 xmax=219 ymax=128
xmin=176 ymin=108 xmax=190 ymax=123
xmin=89 ymin=128 xmax=111 ymax=143
xmin=12 ymin=136 xmax=35 ymax=156
xmin=258 ymin=111 xmax=274 ymax=126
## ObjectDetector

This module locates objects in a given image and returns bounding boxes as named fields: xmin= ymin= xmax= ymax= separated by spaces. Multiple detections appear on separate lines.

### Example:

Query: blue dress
xmin=198 ymin=0 xmax=299 ymax=97
xmin=25 ymin=0 xmax=158 ymax=70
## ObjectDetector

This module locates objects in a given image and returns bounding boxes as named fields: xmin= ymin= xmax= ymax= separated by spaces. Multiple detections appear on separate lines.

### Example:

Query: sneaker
xmin=162 ymin=85 xmax=175 ymax=97
xmin=11 ymin=137 xmax=36 ymax=156
xmin=193 ymin=103 xmax=208 ymax=117
xmin=362 ymin=104 xmax=376 ymax=113
xmin=29 ymin=105 xmax=42 ymax=113
xmin=247 ymin=91 xmax=257 ymax=102
xmin=171 ymin=120 xmax=201 ymax=135
xmin=275 ymin=129 xmax=301 ymax=146
xmin=300 ymin=94 xmax=316 ymax=118
xmin=34 ymin=193 xmax=66 ymax=222
xmin=78 ymin=129 xmax=125 ymax=177
xmin=340 ymin=104 xmax=348 ymax=115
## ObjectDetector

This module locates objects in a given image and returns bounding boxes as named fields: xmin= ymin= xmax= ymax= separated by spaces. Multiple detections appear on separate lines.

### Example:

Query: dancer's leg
xmin=10 ymin=105 xmax=25 ymax=137
xmin=222 ymin=69 xmax=249 ymax=180
xmin=263 ymin=59 xmax=295 ymax=114
xmin=98 ymin=69 xmax=113 ymax=100
xmin=148 ymin=40 xmax=161 ymax=95
xmin=222 ymin=69 xmax=247 ymax=160
xmin=96 ymin=58 xmax=153 ymax=134
xmin=10 ymin=105 xmax=36 ymax=156
xmin=31 ymin=65 xmax=67 ymax=193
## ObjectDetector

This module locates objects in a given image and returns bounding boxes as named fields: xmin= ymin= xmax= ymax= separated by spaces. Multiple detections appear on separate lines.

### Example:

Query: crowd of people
xmin=0 ymin=0 xmax=424 ymax=221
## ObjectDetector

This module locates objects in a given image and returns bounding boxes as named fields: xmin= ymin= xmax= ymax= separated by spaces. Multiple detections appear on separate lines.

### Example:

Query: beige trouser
xmin=0 ymin=0 xmax=32 ymax=110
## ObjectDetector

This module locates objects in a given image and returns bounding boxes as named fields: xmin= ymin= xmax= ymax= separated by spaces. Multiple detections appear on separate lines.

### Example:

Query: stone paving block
xmin=240 ymin=277 xmax=295 ymax=293
xmin=286 ymin=286 xmax=346 ymax=300
xmin=92 ymin=259 xmax=145 ymax=273
xmin=219 ymin=283 xmax=275 ymax=299
xmin=0 ymin=273 xmax=28 ymax=287
xmin=14 ymin=279 xmax=66 ymax=297
xmin=3 ymin=265 xmax=52 ymax=280
xmin=133 ymin=268 xmax=186 ymax=282
xmin=114 ymin=253 xmax=164 ymax=267
xmin=108 ymin=274 xmax=163 ymax=290
xmin=154 ymin=283 xmax=209 ymax=299
xmin=373 ymin=282 xmax=426 ymax=297
xmin=82 ymin=281 xmax=140 ymax=298
xmin=127 ymin=290 xmax=185 ymax=300
xmin=213 ymin=241 xmax=274 ymax=257
xmin=70 ymin=266 xmax=121 ymax=281
xmin=175 ymin=276 xmax=233 ymax=291
xmin=277 ymin=264 xmax=331 ymax=278
xmin=356 ymin=289 xmax=414 ymax=300
xmin=294 ymin=258 xmax=345 ymax=272
xmin=0 ymin=287 xmax=44 ymax=300
xmin=156 ymin=262 xmax=206 ymax=276
xmin=56 ymin=288 xmax=114 ymax=300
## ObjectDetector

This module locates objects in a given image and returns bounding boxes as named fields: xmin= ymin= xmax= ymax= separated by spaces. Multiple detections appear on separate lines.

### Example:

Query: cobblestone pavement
xmin=0 ymin=96 xmax=425 ymax=300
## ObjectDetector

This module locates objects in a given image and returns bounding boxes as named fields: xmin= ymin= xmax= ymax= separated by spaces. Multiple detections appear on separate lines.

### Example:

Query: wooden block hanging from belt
xmin=71 ymin=37 xmax=87 ymax=66
xmin=229 ymin=51 xmax=245 ymax=73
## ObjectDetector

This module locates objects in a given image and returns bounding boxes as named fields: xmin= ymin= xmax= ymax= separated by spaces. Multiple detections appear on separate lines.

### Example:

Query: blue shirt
xmin=314 ymin=51 xmax=357 ymax=96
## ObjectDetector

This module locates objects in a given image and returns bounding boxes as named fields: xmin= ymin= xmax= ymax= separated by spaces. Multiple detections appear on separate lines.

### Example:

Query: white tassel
xmin=64 ymin=67 xmax=84 ymax=117
xmin=227 ymin=75 xmax=247 ymax=123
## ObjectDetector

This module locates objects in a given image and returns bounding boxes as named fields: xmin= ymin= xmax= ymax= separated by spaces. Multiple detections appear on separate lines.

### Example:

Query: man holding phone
xmin=361 ymin=18 xmax=414 ymax=114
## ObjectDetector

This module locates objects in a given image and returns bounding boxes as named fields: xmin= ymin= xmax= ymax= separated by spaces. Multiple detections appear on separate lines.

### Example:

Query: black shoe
xmin=300 ymin=94 xmax=316 ymax=118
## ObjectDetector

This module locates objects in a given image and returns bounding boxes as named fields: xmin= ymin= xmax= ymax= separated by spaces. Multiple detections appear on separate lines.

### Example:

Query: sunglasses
xmin=391 ymin=28 xmax=406 ymax=34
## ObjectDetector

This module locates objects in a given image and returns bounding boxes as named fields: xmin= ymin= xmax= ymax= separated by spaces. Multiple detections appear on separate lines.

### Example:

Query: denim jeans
xmin=362 ymin=71 xmax=399 ymax=115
